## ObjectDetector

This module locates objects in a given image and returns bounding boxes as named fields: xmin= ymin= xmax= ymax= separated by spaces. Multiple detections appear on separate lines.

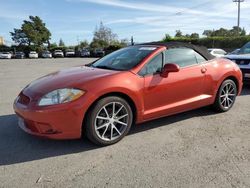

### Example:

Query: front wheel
xmin=213 ymin=79 xmax=237 ymax=112
xmin=85 ymin=96 xmax=133 ymax=146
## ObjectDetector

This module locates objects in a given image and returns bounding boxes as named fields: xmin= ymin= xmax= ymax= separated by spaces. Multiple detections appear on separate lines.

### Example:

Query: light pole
xmin=131 ymin=36 xmax=134 ymax=46
xmin=232 ymin=0 xmax=244 ymax=34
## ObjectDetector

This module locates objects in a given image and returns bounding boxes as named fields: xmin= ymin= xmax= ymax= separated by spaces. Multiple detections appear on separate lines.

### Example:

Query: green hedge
xmin=163 ymin=36 xmax=250 ymax=51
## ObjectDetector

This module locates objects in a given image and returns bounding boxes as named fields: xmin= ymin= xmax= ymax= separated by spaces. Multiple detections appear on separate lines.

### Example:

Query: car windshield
xmin=238 ymin=42 xmax=250 ymax=54
xmin=91 ymin=46 xmax=158 ymax=71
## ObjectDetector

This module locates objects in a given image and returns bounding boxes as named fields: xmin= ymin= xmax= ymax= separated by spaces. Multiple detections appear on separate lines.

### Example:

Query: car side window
xmin=194 ymin=51 xmax=206 ymax=63
xmin=165 ymin=48 xmax=198 ymax=67
xmin=139 ymin=53 xmax=163 ymax=76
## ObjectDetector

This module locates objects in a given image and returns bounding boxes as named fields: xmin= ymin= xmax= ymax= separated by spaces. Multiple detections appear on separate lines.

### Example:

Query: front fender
xmin=80 ymin=72 xmax=145 ymax=123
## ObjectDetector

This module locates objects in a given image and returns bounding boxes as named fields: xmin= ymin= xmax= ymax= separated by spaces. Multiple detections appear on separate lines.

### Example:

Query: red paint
xmin=13 ymin=45 xmax=243 ymax=139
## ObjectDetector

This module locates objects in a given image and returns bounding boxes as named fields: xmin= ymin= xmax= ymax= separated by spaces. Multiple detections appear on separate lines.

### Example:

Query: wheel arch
xmin=211 ymin=74 xmax=241 ymax=105
xmin=82 ymin=92 xmax=138 ymax=136
xmin=219 ymin=75 xmax=240 ymax=95
xmin=212 ymin=75 xmax=239 ymax=112
xmin=226 ymin=76 xmax=239 ymax=92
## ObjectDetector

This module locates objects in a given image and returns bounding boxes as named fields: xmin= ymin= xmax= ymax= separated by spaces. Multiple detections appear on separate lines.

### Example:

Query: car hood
xmin=23 ymin=66 xmax=118 ymax=99
xmin=225 ymin=54 xmax=250 ymax=59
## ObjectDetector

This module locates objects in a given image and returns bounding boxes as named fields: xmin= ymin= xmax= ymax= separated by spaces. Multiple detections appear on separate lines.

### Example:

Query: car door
xmin=140 ymin=48 xmax=206 ymax=120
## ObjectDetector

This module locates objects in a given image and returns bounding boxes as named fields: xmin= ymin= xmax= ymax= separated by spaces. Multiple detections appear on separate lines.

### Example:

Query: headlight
xmin=38 ymin=88 xmax=85 ymax=106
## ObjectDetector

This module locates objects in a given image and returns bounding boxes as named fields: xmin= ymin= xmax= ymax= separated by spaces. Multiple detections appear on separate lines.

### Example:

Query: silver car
xmin=0 ymin=52 xmax=12 ymax=59
xmin=53 ymin=50 xmax=64 ymax=58
xmin=42 ymin=51 xmax=52 ymax=58
xmin=29 ymin=51 xmax=38 ymax=58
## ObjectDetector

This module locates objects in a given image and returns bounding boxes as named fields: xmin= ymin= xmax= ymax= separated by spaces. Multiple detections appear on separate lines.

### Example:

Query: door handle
xmin=201 ymin=67 xmax=207 ymax=73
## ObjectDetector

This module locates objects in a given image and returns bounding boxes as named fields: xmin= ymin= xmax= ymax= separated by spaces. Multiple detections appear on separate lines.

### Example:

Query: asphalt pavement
xmin=0 ymin=58 xmax=249 ymax=188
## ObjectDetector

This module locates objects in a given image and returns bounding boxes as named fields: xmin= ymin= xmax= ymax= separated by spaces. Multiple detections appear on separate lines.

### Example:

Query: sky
xmin=1 ymin=0 xmax=250 ymax=46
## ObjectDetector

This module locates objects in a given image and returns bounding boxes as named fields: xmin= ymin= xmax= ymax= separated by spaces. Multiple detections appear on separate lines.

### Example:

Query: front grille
xmin=234 ymin=59 xmax=250 ymax=65
xmin=241 ymin=69 xmax=250 ymax=81
xmin=18 ymin=92 xmax=30 ymax=105
xmin=241 ymin=68 xmax=250 ymax=74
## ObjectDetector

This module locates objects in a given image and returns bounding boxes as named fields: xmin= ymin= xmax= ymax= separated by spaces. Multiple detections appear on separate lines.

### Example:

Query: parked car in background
xmin=228 ymin=48 xmax=240 ymax=55
xmin=10 ymin=51 xmax=15 ymax=59
xmin=208 ymin=48 xmax=227 ymax=57
xmin=0 ymin=52 xmax=12 ymax=59
xmin=15 ymin=52 xmax=25 ymax=59
xmin=93 ymin=48 xmax=105 ymax=57
xmin=225 ymin=42 xmax=250 ymax=84
xmin=53 ymin=50 xmax=64 ymax=58
xmin=65 ymin=49 xmax=75 ymax=57
xmin=80 ymin=49 xmax=90 ymax=57
xmin=29 ymin=51 xmax=38 ymax=58
xmin=42 ymin=51 xmax=52 ymax=58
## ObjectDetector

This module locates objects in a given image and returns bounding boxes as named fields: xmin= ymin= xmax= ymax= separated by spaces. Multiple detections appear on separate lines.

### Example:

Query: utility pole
xmin=232 ymin=0 xmax=244 ymax=34
xmin=131 ymin=36 xmax=134 ymax=46
xmin=77 ymin=35 xmax=80 ymax=50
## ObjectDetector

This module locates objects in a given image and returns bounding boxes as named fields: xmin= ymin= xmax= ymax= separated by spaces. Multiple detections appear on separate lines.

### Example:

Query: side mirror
xmin=160 ymin=63 xmax=180 ymax=78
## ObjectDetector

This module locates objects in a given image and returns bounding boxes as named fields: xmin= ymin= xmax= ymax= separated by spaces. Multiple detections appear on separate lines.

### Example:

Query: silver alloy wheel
xmin=219 ymin=82 xmax=236 ymax=109
xmin=94 ymin=102 xmax=129 ymax=141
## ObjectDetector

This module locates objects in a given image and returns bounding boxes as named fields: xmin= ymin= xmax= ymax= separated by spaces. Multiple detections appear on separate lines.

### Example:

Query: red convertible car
xmin=14 ymin=42 xmax=242 ymax=146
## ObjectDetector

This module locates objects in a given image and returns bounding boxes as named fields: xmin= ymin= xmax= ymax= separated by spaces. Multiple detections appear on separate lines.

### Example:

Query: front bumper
xmin=54 ymin=54 xmax=64 ymax=57
xmin=13 ymin=97 xmax=87 ymax=140
xmin=65 ymin=54 xmax=75 ymax=57
xmin=0 ymin=56 xmax=11 ymax=59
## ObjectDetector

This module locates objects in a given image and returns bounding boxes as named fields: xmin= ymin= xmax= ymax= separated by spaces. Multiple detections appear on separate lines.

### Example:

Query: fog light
xmin=36 ymin=123 xmax=57 ymax=134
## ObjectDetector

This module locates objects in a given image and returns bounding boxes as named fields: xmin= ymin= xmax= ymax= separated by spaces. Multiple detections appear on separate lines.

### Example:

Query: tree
xmin=10 ymin=16 xmax=51 ymax=46
xmin=190 ymin=33 xmax=199 ymax=39
xmin=58 ymin=38 xmax=65 ymax=46
xmin=175 ymin=30 xmax=183 ymax=37
xmin=79 ymin=40 xmax=89 ymax=48
xmin=212 ymin=28 xmax=229 ymax=37
xmin=74 ymin=40 xmax=89 ymax=51
xmin=90 ymin=22 xmax=118 ymax=48
xmin=50 ymin=42 xmax=58 ymax=48
xmin=10 ymin=28 xmax=31 ymax=45
xmin=163 ymin=34 xmax=172 ymax=41
xmin=202 ymin=27 xmax=247 ymax=38
xmin=203 ymin=30 xmax=213 ymax=37
xmin=240 ymin=28 xmax=246 ymax=36
xmin=230 ymin=26 xmax=246 ymax=36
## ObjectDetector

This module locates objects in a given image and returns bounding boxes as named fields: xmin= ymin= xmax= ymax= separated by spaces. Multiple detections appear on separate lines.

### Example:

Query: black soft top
xmin=139 ymin=42 xmax=214 ymax=60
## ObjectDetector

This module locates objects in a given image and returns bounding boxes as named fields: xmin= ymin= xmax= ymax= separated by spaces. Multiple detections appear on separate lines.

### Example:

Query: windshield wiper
xmin=93 ymin=65 xmax=115 ymax=70
xmin=92 ymin=64 xmax=125 ymax=71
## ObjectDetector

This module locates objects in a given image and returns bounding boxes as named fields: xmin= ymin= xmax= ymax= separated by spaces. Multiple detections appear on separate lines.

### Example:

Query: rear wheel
xmin=213 ymin=79 xmax=237 ymax=112
xmin=85 ymin=96 xmax=133 ymax=146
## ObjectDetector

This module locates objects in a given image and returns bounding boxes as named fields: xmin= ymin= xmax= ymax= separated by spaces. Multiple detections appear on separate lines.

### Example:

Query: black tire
xmin=85 ymin=96 xmax=133 ymax=146
xmin=213 ymin=79 xmax=237 ymax=112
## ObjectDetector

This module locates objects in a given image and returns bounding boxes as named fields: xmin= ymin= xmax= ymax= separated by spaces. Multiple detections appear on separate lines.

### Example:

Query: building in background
xmin=0 ymin=36 xmax=4 ymax=45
